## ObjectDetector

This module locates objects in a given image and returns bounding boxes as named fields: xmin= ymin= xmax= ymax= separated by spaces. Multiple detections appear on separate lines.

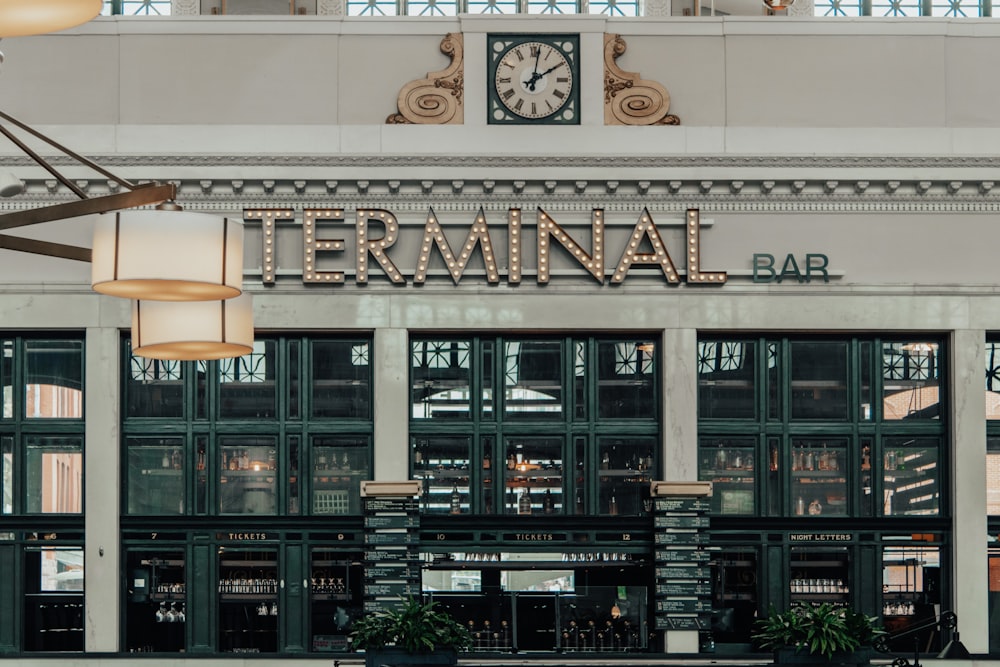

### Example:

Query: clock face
xmin=489 ymin=35 xmax=579 ymax=125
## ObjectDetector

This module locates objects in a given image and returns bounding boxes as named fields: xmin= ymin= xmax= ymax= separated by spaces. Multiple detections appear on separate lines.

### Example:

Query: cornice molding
xmin=3 ymin=177 xmax=1000 ymax=214
xmin=4 ymin=154 xmax=1000 ymax=169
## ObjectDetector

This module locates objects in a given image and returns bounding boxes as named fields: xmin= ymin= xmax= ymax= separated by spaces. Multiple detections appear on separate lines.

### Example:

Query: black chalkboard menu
xmin=652 ymin=493 xmax=712 ymax=632
xmin=361 ymin=484 xmax=421 ymax=614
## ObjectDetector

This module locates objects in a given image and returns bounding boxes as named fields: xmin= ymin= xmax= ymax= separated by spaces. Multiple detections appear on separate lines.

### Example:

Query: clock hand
xmin=538 ymin=61 xmax=564 ymax=77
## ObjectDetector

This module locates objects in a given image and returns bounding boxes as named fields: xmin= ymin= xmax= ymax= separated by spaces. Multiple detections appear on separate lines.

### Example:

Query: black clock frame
xmin=487 ymin=33 xmax=581 ymax=126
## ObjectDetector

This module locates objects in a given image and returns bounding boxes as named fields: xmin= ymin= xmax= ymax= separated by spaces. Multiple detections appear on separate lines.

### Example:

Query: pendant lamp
xmin=131 ymin=294 xmax=254 ymax=361
xmin=92 ymin=209 xmax=244 ymax=301
xmin=0 ymin=0 xmax=102 ymax=38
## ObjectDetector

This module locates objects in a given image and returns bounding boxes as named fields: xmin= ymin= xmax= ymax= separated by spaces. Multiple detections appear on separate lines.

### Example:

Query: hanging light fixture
xmin=91 ymin=207 xmax=244 ymax=301
xmin=0 ymin=0 xmax=102 ymax=38
xmin=0 ymin=77 xmax=254 ymax=360
xmin=131 ymin=294 xmax=254 ymax=361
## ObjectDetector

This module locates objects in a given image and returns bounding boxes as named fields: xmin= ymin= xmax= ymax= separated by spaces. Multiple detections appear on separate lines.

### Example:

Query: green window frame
xmin=0 ymin=335 xmax=85 ymax=517
xmin=409 ymin=335 xmax=660 ymax=516
xmin=122 ymin=335 xmax=374 ymax=517
xmin=698 ymin=336 xmax=946 ymax=519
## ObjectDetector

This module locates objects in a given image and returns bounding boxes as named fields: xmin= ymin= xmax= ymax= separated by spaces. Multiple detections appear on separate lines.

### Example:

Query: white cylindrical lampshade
xmin=0 ymin=0 xmax=102 ymax=37
xmin=92 ymin=210 xmax=244 ymax=301
xmin=131 ymin=294 xmax=254 ymax=361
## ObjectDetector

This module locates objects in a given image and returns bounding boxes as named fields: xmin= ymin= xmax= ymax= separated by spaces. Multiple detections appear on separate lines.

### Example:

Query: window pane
xmin=883 ymin=342 xmax=940 ymax=420
xmin=504 ymin=341 xmax=563 ymax=419
xmin=989 ymin=437 xmax=1000 ymax=515
xmin=24 ymin=340 xmax=83 ymax=419
xmin=25 ymin=436 xmax=82 ymax=513
xmin=790 ymin=437 xmax=848 ymax=517
xmin=699 ymin=437 xmax=755 ymax=515
xmin=882 ymin=544 xmax=941 ymax=650
xmin=860 ymin=341 xmax=873 ymax=421
xmin=699 ymin=340 xmax=756 ymax=419
xmin=127 ymin=348 xmax=183 ymax=418
xmin=574 ymin=341 xmax=586 ymax=420
xmin=526 ymin=0 xmax=578 ymax=12
xmin=2 ymin=435 xmax=10 ymax=513
xmin=482 ymin=340 xmax=495 ymax=419
xmin=986 ymin=341 xmax=1000 ymax=421
xmin=2 ymin=340 xmax=11 ymax=419
xmin=288 ymin=340 xmax=300 ymax=419
xmin=289 ymin=436 xmax=301 ymax=515
xmin=411 ymin=340 xmax=471 ymax=420
xmin=312 ymin=340 xmax=371 ymax=419
xmin=126 ymin=437 xmax=185 ymax=515
xmin=312 ymin=436 xmax=369 ymax=515
xmin=406 ymin=0 xmax=458 ymax=13
xmin=220 ymin=340 xmax=276 ymax=419
xmin=597 ymin=436 xmax=655 ymax=515
xmin=882 ymin=436 xmax=939 ymax=516
xmin=348 ymin=0 xmax=398 ymax=15
xmin=504 ymin=437 xmax=563 ymax=515
xmin=597 ymin=340 xmax=655 ymax=419
xmin=413 ymin=435 xmax=471 ymax=514
xmin=219 ymin=436 xmax=277 ymax=515
xmin=790 ymin=342 xmax=848 ymax=420
xmin=468 ymin=0 xmax=517 ymax=11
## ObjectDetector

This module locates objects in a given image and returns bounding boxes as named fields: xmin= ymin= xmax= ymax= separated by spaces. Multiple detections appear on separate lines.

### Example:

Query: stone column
xmin=84 ymin=327 xmax=121 ymax=652
xmin=374 ymin=328 xmax=409 ymax=481
xmin=662 ymin=328 xmax=698 ymax=481
xmin=950 ymin=329 xmax=988 ymax=653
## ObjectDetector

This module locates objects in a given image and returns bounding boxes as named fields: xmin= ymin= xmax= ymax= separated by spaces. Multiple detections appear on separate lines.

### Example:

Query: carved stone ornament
xmin=386 ymin=33 xmax=464 ymax=125
xmin=171 ymin=0 xmax=200 ymax=14
xmin=317 ymin=0 xmax=345 ymax=14
xmin=604 ymin=34 xmax=680 ymax=126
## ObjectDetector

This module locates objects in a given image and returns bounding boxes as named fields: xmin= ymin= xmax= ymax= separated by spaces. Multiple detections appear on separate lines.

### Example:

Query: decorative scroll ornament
xmin=386 ymin=33 xmax=464 ymax=125
xmin=171 ymin=0 xmax=201 ymax=15
xmin=604 ymin=34 xmax=680 ymax=126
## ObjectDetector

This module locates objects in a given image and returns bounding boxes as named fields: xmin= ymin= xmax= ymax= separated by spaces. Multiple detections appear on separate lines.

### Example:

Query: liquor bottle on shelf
xmin=450 ymin=485 xmax=461 ymax=514
xmin=507 ymin=452 xmax=516 ymax=470
xmin=161 ymin=450 xmax=170 ymax=469
xmin=518 ymin=488 xmax=532 ymax=515
xmin=575 ymin=491 xmax=584 ymax=515
xmin=795 ymin=495 xmax=805 ymax=515
xmin=770 ymin=443 xmax=779 ymax=471
xmin=197 ymin=449 xmax=205 ymax=471
xmin=171 ymin=449 xmax=182 ymax=470
xmin=608 ymin=494 xmax=619 ymax=516
xmin=483 ymin=452 xmax=491 ymax=470
xmin=600 ymin=451 xmax=611 ymax=470
xmin=543 ymin=489 xmax=554 ymax=514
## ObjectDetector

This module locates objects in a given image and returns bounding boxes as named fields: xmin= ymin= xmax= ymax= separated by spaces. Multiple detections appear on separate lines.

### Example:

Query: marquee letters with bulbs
xmin=247 ymin=207 xmax=736 ymax=286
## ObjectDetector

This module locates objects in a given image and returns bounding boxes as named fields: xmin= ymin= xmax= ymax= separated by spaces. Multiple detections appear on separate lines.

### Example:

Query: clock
xmin=488 ymin=34 xmax=580 ymax=125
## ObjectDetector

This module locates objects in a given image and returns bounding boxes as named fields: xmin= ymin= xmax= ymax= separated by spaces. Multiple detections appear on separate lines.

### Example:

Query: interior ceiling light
xmin=0 ymin=0 xmax=103 ymax=38
xmin=132 ymin=294 xmax=255 ymax=361
xmin=0 ymin=107 xmax=252 ymax=361
xmin=92 ymin=208 xmax=244 ymax=301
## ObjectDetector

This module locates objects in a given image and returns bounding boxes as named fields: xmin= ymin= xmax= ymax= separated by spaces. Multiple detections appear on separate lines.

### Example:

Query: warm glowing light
xmin=0 ymin=0 xmax=102 ymax=38
xmin=131 ymin=294 xmax=254 ymax=361
xmin=92 ymin=210 xmax=243 ymax=301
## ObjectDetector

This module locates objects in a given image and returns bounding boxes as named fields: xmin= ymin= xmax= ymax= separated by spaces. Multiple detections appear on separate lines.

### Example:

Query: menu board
xmin=652 ymin=492 xmax=712 ymax=632
xmin=362 ymin=494 xmax=420 ymax=614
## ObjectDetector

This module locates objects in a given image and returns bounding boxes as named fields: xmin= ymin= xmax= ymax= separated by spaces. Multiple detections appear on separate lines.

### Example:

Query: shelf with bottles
xmin=219 ymin=559 xmax=278 ymax=600
xmin=310 ymin=566 xmax=350 ymax=601
xmin=507 ymin=487 xmax=562 ymax=515
xmin=699 ymin=446 xmax=756 ymax=477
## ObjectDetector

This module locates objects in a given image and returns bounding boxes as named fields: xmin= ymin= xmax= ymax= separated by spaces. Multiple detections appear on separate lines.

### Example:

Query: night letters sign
xmin=246 ymin=207 xmax=728 ymax=286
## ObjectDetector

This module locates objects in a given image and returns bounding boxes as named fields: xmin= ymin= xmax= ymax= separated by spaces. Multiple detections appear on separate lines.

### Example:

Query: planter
xmin=774 ymin=646 xmax=873 ymax=667
xmin=364 ymin=647 xmax=459 ymax=667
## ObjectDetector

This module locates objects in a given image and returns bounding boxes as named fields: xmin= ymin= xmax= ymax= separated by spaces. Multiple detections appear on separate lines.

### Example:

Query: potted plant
xmin=349 ymin=596 xmax=472 ymax=667
xmin=752 ymin=602 xmax=885 ymax=666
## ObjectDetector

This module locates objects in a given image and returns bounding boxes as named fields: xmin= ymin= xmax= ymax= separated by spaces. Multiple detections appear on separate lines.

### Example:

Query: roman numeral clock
xmin=488 ymin=34 xmax=580 ymax=125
